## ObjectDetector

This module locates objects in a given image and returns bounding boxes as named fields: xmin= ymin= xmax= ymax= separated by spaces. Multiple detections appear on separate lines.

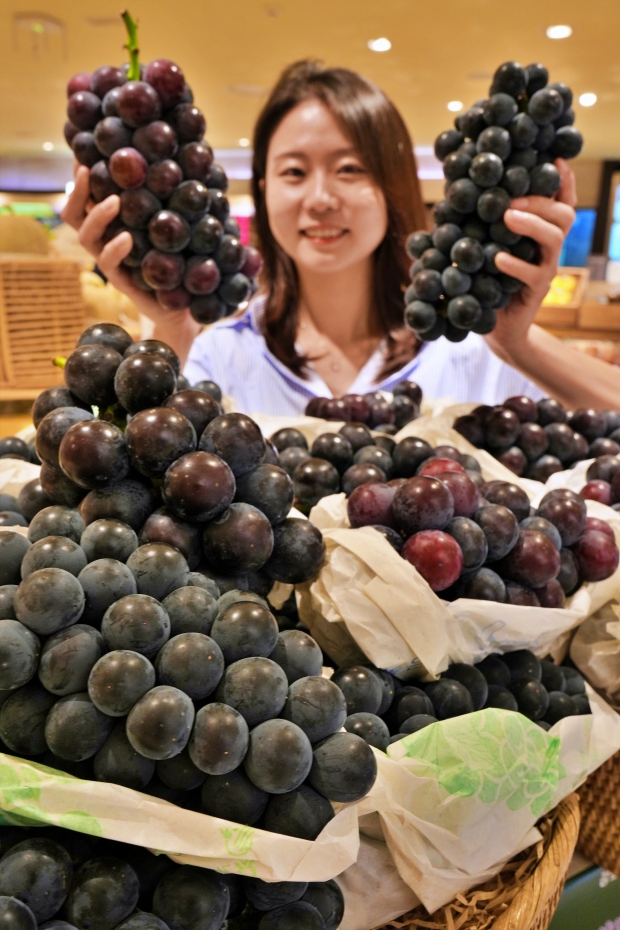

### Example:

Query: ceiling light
xmin=42 ymin=142 xmax=54 ymax=151
xmin=546 ymin=24 xmax=572 ymax=39
xmin=447 ymin=101 xmax=463 ymax=112
xmin=579 ymin=93 xmax=597 ymax=107
xmin=238 ymin=138 xmax=250 ymax=148
xmin=367 ymin=38 xmax=391 ymax=52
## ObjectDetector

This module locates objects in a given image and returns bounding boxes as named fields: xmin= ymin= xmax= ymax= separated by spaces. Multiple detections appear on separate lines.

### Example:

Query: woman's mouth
xmin=301 ymin=227 xmax=347 ymax=243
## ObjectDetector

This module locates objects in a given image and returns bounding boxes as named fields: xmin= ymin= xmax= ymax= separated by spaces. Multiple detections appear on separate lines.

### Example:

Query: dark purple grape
xmin=163 ymin=451 xmax=235 ymax=522
xmin=178 ymin=142 xmax=214 ymax=182
xmin=207 ymin=189 xmax=230 ymax=222
xmin=126 ymin=408 xmax=196 ymax=479
xmin=67 ymin=91 xmax=102 ymax=130
xmin=117 ymin=81 xmax=161 ymax=127
xmin=525 ymin=455 xmax=563 ymax=482
xmin=184 ymin=257 xmax=220 ymax=295
xmin=108 ymin=147 xmax=148 ymax=190
xmin=168 ymin=103 xmax=206 ymax=143
xmin=89 ymin=160 xmax=120 ymax=202
xmin=475 ymin=503 xmax=519 ymax=561
xmin=145 ymin=58 xmax=185 ymax=108
xmin=203 ymin=503 xmax=274 ymax=573
xmin=59 ymin=421 xmax=129 ymax=490
xmin=148 ymin=210 xmax=191 ymax=253
xmin=72 ymin=132 xmax=100 ymax=167
xmin=190 ymin=214 xmax=223 ymax=254
xmin=498 ymin=529 xmax=561 ymax=588
xmin=114 ymin=355 xmax=176 ymax=414
xmin=36 ymin=407 xmax=95 ymax=470
xmin=132 ymin=121 xmax=178 ymax=163
xmin=93 ymin=117 xmax=133 ymax=158
xmin=64 ymin=344 xmax=122 ymax=409
xmin=265 ymin=518 xmax=325 ymax=584
xmin=123 ymin=338 xmax=180 ymax=373
xmin=119 ymin=188 xmax=161 ymax=229
xmin=199 ymin=413 xmax=265 ymax=477
xmin=79 ymin=478 xmax=157 ymax=531
xmin=146 ymin=159 xmax=183 ymax=199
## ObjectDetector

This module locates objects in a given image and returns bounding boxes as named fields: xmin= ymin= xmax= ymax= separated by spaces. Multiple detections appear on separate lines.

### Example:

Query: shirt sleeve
xmin=183 ymin=329 xmax=217 ymax=386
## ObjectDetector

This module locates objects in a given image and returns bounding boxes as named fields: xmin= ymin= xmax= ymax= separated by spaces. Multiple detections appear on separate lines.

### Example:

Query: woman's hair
xmin=251 ymin=59 xmax=428 ymax=381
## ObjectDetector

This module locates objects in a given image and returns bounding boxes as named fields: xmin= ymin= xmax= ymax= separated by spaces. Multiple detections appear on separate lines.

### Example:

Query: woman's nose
xmin=304 ymin=171 xmax=339 ymax=212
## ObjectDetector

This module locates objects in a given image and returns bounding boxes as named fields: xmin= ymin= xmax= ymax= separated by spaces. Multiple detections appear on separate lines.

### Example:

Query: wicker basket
xmin=578 ymin=750 xmax=620 ymax=876
xmin=374 ymin=793 xmax=580 ymax=930
xmin=0 ymin=254 xmax=85 ymax=393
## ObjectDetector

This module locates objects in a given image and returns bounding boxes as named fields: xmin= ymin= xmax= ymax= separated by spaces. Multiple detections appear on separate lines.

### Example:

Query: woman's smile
xmin=301 ymin=226 xmax=348 ymax=245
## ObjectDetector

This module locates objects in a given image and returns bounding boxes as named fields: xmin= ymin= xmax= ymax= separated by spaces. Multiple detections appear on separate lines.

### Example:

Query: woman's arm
xmin=61 ymin=165 xmax=201 ymax=364
xmin=485 ymin=159 xmax=620 ymax=410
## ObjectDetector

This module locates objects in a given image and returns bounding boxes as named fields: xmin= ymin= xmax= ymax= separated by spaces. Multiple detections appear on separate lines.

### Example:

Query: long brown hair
xmin=251 ymin=60 xmax=427 ymax=381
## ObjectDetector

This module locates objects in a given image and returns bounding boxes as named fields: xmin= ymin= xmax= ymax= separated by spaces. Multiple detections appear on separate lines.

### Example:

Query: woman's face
xmin=264 ymin=99 xmax=388 ymax=275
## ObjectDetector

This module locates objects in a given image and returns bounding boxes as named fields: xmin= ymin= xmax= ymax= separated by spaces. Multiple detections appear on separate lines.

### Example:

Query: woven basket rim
xmin=374 ymin=792 xmax=580 ymax=930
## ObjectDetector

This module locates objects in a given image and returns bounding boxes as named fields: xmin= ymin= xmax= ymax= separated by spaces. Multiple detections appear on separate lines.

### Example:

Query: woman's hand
xmin=484 ymin=158 xmax=577 ymax=363
xmin=61 ymin=165 xmax=201 ymax=359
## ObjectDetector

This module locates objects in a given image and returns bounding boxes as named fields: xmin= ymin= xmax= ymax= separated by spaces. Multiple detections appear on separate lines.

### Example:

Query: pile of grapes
xmin=454 ymin=396 xmax=620 ymax=481
xmin=63 ymin=12 xmax=261 ymax=324
xmin=304 ymin=381 xmax=421 ymax=433
xmin=333 ymin=650 xmax=590 ymax=751
xmin=404 ymin=60 xmax=583 ymax=342
xmin=271 ymin=423 xmax=461 ymax=512
xmin=580 ymin=455 xmax=620 ymax=507
xmin=0 ymin=826 xmax=344 ymax=930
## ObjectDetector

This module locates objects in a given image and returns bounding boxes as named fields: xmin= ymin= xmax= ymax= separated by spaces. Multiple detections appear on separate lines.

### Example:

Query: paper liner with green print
xmin=352 ymin=685 xmax=620 ymax=915
xmin=0 ymin=755 xmax=359 ymax=883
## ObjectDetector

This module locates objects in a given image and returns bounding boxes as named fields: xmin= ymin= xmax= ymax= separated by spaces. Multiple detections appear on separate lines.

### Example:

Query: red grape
xmin=498 ymin=447 xmax=527 ymax=476
xmin=119 ymin=189 xmax=161 ymax=230
xmin=169 ymin=181 xmax=210 ymax=221
xmin=72 ymin=132 xmax=100 ymax=167
xmin=184 ymin=257 xmax=221 ymax=296
xmin=485 ymin=408 xmax=520 ymax=449
xmin=93 ymin=116 xmax=133 ymax=157
xmin=91 ymin=66 xmax=126 ymax=98
xmin=499 ymin=529 xmax=561 ymax=587
xmin=148 ymin=210 xmax=191 ymax=253
xmin=108 ymin=147 xmax=148 ymax=189
xmin=117 ymin=81 xmax=162 ymax=127
xmin=156 ymin=287 xmax=191 ymax=311
xmin=169 ymin=103 xmax=206 ymax=143
xmin=133 ymin=121 xmax=179 ymax=162
xmin=436 ymin=471 xmax=480 ymax=517
xmin=141 ymin=251 xmax=185 ymax=290
xmin=145 ymin=58 xmax=186 ymax=108
xmin=506 ymin=583 xmax=540 ymax=606
xmin=178 ymin=142 xmax=214 ymax=182
xmin=482 ymin=480 xmax=530 ymax=522
xmin=585 ymin=516 xmax=615 ymax=541
xmin=64 ymin=121 xmax=79 ymax=146
xmin=537 ymin=495 xmax=587 ymax=546
xmin=67 ymin=72 xmax=92 ymax=96
xmin=611 ymin=470 xmax=620 ymax=504
xmin=392 ymin=476 xmax=454 ymax=534
xmin=146 ymin=159 xmax=184 ymax=199
xmin=580 ymin=480 xmax=613 ymax=506
xmin=517 ymin=423 xmax=549 ymax=460
xmin=453 ymin=414 xmax=484 ymax=447
xmin=417 ymin=457 xmax=466 ymax=478
xmin=347 ymin=483 xmax=397 ymax=529
xmin=572 ymin=530 xmax=619 ymax=582
xmin=90 ymin=161 xmax=120 ymax=202
xmin=534 ymin=579 xmax=566 ymax=608
xmin=503 ymin=395 xmax=537 ymax=422
xmin=402 ymin=530 xmax=463 ymax=591
xmin=163 ymin=451 xmax=235 ymax=522
xmin=240 ymin=246 xmax=264 ymax=280
xmin=67 ymin=91 xmax=102 ymax=130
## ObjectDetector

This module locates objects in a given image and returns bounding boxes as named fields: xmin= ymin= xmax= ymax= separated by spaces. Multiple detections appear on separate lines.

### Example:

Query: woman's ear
xmin=258 ymin=178 xmax=265 ymax=192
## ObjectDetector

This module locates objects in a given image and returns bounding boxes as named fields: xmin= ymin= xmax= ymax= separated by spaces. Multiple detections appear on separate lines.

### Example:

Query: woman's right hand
xmin=61 ymin=165 xmax=202 ymax=357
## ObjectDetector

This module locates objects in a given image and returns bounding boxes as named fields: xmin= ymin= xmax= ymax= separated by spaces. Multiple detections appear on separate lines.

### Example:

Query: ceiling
xmin=0 ymin=0 xmax=618 ymax=165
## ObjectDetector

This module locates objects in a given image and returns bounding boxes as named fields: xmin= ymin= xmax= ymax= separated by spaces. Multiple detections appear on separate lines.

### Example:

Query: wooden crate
xmin=0 ymin=254 xmax=85 ymax=396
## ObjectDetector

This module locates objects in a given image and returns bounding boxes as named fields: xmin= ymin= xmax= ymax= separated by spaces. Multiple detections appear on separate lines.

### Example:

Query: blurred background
xmin=1 ymin=0 xmax=620 ymax=430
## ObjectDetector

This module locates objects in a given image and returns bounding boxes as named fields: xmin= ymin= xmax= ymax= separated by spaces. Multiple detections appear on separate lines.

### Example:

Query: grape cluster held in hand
xmin=404 ymin=60 xmax=582 ymax=342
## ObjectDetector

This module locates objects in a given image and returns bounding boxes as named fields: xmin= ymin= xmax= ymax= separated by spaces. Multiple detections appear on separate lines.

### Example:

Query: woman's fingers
xmin=494 ymin=251 xmax=541 ymax=288
xmin=98 ymin=231 xmax=134 ymax=281
xmin=555 ymin=159 xmax=578 ymax=207
xmin=505 ymin=198 xmax=575 ymax=237
xmin=61 ymin=166 xmax=91 ymax=230
xmin=503 ymin=209 xmax=565 ymax=260
xmin=78 ymin=195 xmax=121 ymax=256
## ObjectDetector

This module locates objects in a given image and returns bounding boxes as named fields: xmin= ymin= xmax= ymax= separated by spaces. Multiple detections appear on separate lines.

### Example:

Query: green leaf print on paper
xmin=221 ymin=825 xmax=255 ymax=859
xmin=59 ymin=812 xmax=103 ymax=837
xmin=395 ymin=708 xmax=563 ymax=817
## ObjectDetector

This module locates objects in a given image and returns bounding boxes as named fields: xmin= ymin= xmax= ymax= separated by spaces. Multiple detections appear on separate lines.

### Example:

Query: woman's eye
xmin=339 ymin=163 xmax=365 ymax=175
xmin=281 ymin=167 xmax=305 ymax=178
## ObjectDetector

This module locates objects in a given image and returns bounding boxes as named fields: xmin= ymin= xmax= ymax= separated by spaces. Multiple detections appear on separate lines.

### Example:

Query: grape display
xmin=404 ymin=61 xmax=583 ymax=342
xmin=454 ymin=396 xmax=620 ymax=481
xmin=304 ymin=380 xmax=422 ymax=433
xmin=63 ymin=12 xmax=263 ymax=324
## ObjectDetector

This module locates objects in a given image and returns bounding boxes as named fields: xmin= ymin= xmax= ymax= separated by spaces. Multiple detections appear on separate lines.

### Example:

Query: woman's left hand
xmin=484 ymin=159 xmax=577 ymax=361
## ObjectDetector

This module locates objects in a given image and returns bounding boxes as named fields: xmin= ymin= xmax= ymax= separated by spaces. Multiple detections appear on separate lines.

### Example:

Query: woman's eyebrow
xmin=272 ymin=146 xmax=358 ymax=162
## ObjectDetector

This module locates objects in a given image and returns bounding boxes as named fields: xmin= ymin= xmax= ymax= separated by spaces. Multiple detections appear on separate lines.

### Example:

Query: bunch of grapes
xmin=404 ymin=60 xmax=583 ymax=342
xmin=270 ymin=420 xmax=471 ymax=512
xmin=331 ymin=649 xmax=590 ymax=753
xmin=579 ymin=455 xmax=620 ymax=508
xmin=0 ymin=825 xmax=345 ymax=930
xmin=63 ymin=12 xmax=262 ymax=324
xmin=454 ymin=396 xmax=620 ymax=481
xmin=304 ymin=381 xmax=422 ymax=433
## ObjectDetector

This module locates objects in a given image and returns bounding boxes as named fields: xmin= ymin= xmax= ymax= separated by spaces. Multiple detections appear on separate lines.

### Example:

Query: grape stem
xmin=121 ymin=10 xmax=140 ymax=81
xmin=53 ymin=356 xmax=66 ymax=369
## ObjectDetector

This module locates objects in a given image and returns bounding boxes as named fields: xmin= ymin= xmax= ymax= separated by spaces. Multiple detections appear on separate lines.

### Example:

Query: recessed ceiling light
xmin=546 ymin=24 xmax=572 ymax=39
xmin=238 ymin=138 xmax=251 ymax=148
xmin=42 ymin=142 xmax=54 ymax=151
xmin=367 ymin=37 xmax=391 ymax=52
xmin=579 ymin=92 xmax=597 ymax=107
xmin=447 ymin=101 xmax=463 ymax=112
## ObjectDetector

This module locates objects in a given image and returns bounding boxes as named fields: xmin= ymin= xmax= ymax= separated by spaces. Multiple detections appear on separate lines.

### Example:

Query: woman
xmin=63 ymin=60 xmax=619 ymax=414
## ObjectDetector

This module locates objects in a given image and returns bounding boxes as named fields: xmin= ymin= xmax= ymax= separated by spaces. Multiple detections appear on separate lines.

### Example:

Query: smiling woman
xmin=62 ymin=59 xmax=620 ymax=414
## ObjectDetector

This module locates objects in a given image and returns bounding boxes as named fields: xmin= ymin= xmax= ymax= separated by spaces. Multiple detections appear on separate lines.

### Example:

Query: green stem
xmin=121 ymin=10 xmax=140 ymax=81
xmin=53 ymin=356 xmax=66 ymax=369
